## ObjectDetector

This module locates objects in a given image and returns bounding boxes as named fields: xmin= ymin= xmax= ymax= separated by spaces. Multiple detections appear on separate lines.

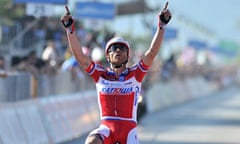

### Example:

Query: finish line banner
xmin=14 ymin=0 xmax=67 ymax=4
xmin=75 ymin=2 xmax=115 ymax=20
xmin=26 ymin=3 xmax=54 ymax=17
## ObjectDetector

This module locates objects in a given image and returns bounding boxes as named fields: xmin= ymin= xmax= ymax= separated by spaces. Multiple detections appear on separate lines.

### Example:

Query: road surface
xmin=62 ymin=85 xmax=240 ymax=144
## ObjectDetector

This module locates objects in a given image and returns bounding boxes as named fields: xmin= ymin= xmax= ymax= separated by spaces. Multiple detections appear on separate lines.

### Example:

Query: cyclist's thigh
xmin=85 ymin=134 xmax=103 ymax=144
xmin=86 ymin=124 xmax=110 ymax=144
xmin=127 ymin=127 xmax=139 ymax=144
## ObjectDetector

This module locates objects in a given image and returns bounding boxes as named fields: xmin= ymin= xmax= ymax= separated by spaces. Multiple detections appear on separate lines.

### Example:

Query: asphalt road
xmin=62 ymin=85 xmax=240 ymax=144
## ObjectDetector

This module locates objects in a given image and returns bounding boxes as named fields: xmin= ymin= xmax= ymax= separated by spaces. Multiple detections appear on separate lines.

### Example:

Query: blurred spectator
xmin=64 ymin=47 xmax=73 ymax=60
xmin=161 ymin=54 xmax=176 ymax=81
xmin=103 ymin=30 xmax=115 ymax=47
xmin=61 ymin=46 xmax=90 ymax=80
xmin=41 ymin=40 xmax=59 ymax=74
xmin=0 ymin=25 xmax=2 ymax=44
xmin=33 ymin=18 xmax=46 ymax=41
xmin=91 ymin=46 xmax=104 ymax=65
xmin=57 ymin=32 xmax=68 ymax=60
xmin=76 ymin=21 xmax=87 ymax=45
xmin=0 ymin=56 xmax=5 ymax=70
xmin=23 ymin=52 xmax=40 ymax=97
xmin=45 ymin=18 xmax=57 ymax=41
xmin=0 ymin=56 xmax=7 ymax=78
xmin=27 ymin=51 xmax=46 ymax=73
xmin=13 ymin=55 xmax=38 ymax=77
xmin=61 ymin=56 xmax=83 ymax=80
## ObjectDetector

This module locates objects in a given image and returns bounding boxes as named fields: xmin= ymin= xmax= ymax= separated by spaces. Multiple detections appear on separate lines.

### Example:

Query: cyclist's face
xmin=107 ymin=44 xmax=128 ymax=65
xmin=107 ymin=44 xmax=128 ymax=53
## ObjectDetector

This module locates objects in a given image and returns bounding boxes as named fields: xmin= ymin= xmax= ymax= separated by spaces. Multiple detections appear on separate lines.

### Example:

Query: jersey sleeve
xmin=134 ymin=59 xmax=150 ymax=82
xmin=85 ymin=61 xmax=105 ymax=82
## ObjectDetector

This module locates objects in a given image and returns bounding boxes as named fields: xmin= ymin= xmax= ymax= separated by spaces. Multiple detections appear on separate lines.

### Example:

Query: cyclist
xmin=61 ymin=2 xmax=171 ymax=144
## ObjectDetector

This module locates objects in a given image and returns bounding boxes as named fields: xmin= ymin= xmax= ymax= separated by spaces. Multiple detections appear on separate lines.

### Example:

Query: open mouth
xmin=115 ymin=54 xmax=121 ymax=57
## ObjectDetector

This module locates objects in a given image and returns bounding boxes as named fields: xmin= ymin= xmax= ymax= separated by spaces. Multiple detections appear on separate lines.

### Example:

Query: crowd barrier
xmin=0 ymin=72 xmax=31 ymax=102
xmin=0 ymin=104 xmax=27 ymax=144
xmin=15 ymin=101 xmax=49 ymax=144
xmin=0 ymin=71 xmax=95 ymax=102
xmin=0 ymin=90 xmax=99 ymax=144
xmin=0 ymin=76 xmax=223 ymax=144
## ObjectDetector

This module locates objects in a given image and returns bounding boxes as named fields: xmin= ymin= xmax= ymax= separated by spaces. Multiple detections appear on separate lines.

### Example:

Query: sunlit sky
xmin=64 ymin=0 xmax=240 ymax=42
xmin=167 ymin=0 xmax=240 ymax=41
xmin=118 ymin=0 xmax=239 ymax=41
xmin=50 ymin=0 xmax=238 ymax=59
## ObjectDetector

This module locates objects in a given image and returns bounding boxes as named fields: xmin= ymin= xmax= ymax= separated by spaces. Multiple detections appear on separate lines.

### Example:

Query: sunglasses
xmin=108 ymin=44 xmax=128 ymax=53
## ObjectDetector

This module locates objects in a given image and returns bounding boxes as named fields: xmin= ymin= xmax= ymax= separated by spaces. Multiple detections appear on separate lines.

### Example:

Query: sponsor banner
xmin=26 ymin=3 xmax=54 ymax=17
xmin=188 ymin=39 xmax=207 ymax=50
xmin=75 ymin=2 xmax=115 ymax=20
xmin=164 ymin=27 xmax=178 ymax=40
xmin=14 ymin=0 xmax=67 ymax=4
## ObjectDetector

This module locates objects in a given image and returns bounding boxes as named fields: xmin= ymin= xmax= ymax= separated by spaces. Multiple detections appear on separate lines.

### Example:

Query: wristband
xmin=158 ymin=20 xmax=166 ymax=30
xmin=66 ymin=23 xmax=75 ymax=34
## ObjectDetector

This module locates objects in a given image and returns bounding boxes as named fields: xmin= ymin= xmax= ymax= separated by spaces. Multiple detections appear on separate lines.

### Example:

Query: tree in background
xmin=0 ymin=0 xmax=25 ymax=25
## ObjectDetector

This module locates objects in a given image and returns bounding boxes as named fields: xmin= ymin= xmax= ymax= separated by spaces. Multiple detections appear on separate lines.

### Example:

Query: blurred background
xmin=0 ymin=0 xmax=239 ymax=100
xmin=0 ymin=0 xmax=240 ymax=143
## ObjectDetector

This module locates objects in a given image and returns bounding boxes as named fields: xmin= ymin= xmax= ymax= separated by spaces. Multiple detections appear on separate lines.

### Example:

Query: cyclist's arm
xmin=67 ymin=32 xmax=91 ymax=69
xmin=61 ymin=6 xmax=91 ymax=70
xmin=142 ymin=2 xmax=171 ymax=67
xmin=142 ymin=27 xmax=165 ymax=67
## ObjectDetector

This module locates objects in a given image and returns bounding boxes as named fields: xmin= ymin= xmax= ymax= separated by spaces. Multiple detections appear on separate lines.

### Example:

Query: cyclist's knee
xmin=85 ymin=134 xmax=103 ymax=144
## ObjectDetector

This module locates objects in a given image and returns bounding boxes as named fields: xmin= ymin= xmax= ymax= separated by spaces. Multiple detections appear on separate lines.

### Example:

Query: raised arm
xmin=142 ymin=2 xmax=172 ymax=66
xmin=61 ymin=6 xmax=91 ymax=69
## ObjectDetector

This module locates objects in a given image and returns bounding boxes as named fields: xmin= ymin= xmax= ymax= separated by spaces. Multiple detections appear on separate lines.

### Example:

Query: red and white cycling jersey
xmin=85 ymin=59 xmax=149 ymax=123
